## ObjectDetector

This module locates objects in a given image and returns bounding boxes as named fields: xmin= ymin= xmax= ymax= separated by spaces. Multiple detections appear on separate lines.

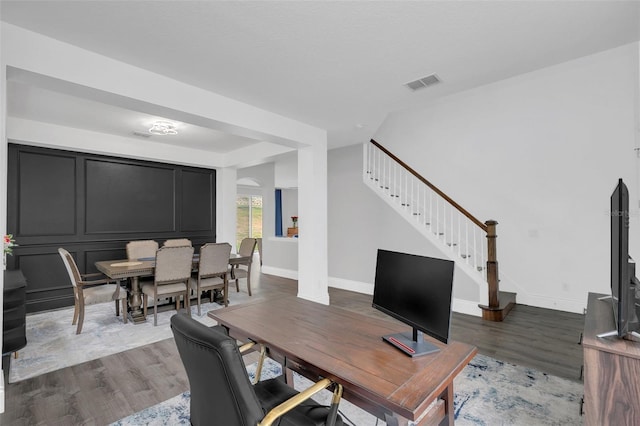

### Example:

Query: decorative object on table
xmin=4 ymin=234 xmax=17 ymax=256
xmin=291 ymin=215 xmax=298 ymax=228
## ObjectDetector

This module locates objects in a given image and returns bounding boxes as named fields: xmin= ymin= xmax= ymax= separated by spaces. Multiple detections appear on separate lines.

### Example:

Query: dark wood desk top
xmin=209 ymin=296 xmax=477 ymax=422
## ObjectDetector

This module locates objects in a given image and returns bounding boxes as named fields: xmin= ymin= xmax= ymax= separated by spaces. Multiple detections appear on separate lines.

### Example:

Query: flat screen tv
xmin=372 ymin=249 xmax=455 ymax=357
xmin=599 ymin=179 xmax=640 ymax=341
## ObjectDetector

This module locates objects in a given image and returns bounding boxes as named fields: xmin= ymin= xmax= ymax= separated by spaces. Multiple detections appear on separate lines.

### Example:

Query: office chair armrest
xmin=258 ymin=378 xmax=342 ymax=426
xmin=239 ymin=341 xmax=257 ymax=354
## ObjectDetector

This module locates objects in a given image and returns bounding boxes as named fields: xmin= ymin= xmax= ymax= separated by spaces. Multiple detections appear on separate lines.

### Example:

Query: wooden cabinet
xmin=583 ymin=292 xmax=640 ymax=425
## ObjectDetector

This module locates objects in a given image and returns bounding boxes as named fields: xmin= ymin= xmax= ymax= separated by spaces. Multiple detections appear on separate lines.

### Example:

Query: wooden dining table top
xmin=95 ymin=252 xmax=250 ymax=280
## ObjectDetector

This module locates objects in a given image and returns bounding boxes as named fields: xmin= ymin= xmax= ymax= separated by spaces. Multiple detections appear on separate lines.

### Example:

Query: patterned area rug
xmin=8 ymin=291 xmax=255 ymax=383
xmin=113 ymin=355 xmax=583 ymax=426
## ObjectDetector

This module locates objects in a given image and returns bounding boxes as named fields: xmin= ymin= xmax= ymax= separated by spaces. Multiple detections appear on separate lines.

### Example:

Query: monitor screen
xmin=372 ymin=249 xmax=455 ymax=352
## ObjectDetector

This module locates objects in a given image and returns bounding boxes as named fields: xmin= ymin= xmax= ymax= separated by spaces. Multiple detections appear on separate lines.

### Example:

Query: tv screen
xmin=372 ymin=249 xmax=454 ymax=356
xmin=607 ymin=179 xmax=640 ymax=340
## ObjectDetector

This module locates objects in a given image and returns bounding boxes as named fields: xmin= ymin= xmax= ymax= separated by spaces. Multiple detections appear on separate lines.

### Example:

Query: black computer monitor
xmin=372 ymin=249 xmax=455 ymax=357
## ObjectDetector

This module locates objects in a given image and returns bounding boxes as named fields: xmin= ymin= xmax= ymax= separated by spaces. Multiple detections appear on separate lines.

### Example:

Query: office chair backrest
xmin=171 ymin=313 xmax=265 ymax=426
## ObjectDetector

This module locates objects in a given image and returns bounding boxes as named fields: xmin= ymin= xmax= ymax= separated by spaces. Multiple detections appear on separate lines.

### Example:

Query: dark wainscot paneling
xmin=7 ymin=144 xmax=216 ymax=313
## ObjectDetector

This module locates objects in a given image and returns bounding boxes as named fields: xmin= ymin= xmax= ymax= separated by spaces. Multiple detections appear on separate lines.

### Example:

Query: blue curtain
xmin=275 ymin=189 xmax=283 ymax=236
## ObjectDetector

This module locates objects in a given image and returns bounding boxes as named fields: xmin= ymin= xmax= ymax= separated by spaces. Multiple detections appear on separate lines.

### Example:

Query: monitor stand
xmin=382 ymin=329 xmax=440 ymax=357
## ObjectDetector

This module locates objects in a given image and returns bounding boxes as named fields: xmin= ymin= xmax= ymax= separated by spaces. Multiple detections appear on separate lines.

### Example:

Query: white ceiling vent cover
xmin=405 ymin=74 xmax=441 ymax=91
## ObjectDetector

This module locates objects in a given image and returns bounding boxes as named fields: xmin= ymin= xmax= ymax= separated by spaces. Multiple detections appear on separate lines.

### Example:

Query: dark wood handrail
xmin=370 ymin=139 xmax=487 ymax=231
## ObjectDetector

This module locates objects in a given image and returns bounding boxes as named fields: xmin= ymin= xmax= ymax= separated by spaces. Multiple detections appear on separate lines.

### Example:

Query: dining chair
xmin=190 ymin=242 xmax=232 ymax=315
xmin=231 ymin=237 xmax=257 ymax=296
xmin=126 ymin=240 xmax=158 ymax=260
xmin=163 ymin=238 xmax=192 ymax=247
xmin=171 ymin=312 xmax=343 ymax=426
xmin=141 ymin=245 xmax=194 ymax=326
xmin=58 ymin=248 xmax=128 ymax=334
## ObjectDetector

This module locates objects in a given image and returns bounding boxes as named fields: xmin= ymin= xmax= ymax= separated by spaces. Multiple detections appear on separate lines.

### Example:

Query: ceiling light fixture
xmin=149 ymin=121 xmax=178 ymax=135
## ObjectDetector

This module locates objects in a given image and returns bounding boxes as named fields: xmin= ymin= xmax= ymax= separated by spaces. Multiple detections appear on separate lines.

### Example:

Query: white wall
xmin=367 ymin=42 xmax=640 ymax=313
xmin=327 ymin=144 xmax=480 ymax=309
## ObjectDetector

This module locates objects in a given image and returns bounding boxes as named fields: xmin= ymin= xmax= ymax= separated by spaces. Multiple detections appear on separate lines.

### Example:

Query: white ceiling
xmin=1 ymin=1 xmax=639 ymax=154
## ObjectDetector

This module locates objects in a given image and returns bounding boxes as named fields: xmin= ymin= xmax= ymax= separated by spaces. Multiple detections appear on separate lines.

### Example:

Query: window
xmin=236 ymin=195 xmax=262 ymax=249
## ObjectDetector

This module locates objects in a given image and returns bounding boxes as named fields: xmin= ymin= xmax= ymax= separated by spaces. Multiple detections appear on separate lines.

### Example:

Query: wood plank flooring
xmin=0 ymin=271 xmax=585 ymax=425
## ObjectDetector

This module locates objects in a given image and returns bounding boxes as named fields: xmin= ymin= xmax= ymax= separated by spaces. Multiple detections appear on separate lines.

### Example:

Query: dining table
xmin=95 ymin=252 xmax=250 ymax=324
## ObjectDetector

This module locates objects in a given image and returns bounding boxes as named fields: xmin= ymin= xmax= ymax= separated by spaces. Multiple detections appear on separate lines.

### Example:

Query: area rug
xmin=8 ymin=291 xmax=255 ymax=383
xmin=113 ymin=355 xmax=583 ymax=426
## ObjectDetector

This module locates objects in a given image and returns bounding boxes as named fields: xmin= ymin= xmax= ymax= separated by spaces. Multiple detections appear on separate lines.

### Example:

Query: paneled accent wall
xmin=7 ymin=144 xmax=216 ymax=313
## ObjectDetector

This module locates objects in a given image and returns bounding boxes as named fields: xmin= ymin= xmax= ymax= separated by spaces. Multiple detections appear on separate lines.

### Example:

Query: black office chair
xmin=170 ymin=313 xmax=343 ymax=426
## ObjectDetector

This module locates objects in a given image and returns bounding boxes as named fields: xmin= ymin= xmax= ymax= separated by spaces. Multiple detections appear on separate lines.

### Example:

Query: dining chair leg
xmin=246 ymin=271 xmax=252 ymax=297
xmin=76 ymin=306 xmax=85 ymax=335
xmin=143 ymin=294 xmax=148 ymax=319
xmin=154 ymin=294 xmax=158 ymax=326
xmin=121 ymin=299 xmax=128 ymax=324
xmin=115 ymin=299 xmax=120 ymax=317
xmin=72 ymin=300 xmax=79 ymax=325
xmin=185 ymin=290 xmax=191 ymax=317
xmin=196 ymin=287 xmax=202 ymax=316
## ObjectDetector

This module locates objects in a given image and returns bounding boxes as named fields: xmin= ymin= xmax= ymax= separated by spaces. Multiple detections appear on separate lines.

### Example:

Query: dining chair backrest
xmin=155 ymin=246 xmax=194 ymax=285
xmin=238 ymin=238 xmax=257 ymax=258
xmin=199 ymin=243 xmax=232 ymax=279
xmin=163 ymin=238 xmax=192 ymax=248
xmin=58 ymin=248 xmax=81 ymax=291
xmin=127 ymin=240 xmax=159 ymax=260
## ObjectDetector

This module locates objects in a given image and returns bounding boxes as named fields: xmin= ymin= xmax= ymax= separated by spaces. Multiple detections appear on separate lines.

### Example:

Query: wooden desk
xmin=96 ymin=253 xmax=249 ymax=324
xmin=208 ymin=296 xmax=476 ymax=425
xmin=583 ymin=292 xmax=640 ymax=425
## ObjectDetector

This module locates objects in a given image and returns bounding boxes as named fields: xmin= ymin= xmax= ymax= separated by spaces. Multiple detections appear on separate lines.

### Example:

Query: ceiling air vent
xmin=405 ymin=74 xmax=441 ymax=91
xmin=132 ymin=131 xmax=152 ymax=138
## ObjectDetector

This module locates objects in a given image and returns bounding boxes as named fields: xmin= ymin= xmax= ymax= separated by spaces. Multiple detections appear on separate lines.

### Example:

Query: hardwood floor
xmin=0 ymin=271 xmax=585 ymax=425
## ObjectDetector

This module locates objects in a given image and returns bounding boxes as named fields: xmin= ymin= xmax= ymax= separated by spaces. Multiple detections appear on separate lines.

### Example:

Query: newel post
xmin=485 ymin=220 xmax=499 ymax=308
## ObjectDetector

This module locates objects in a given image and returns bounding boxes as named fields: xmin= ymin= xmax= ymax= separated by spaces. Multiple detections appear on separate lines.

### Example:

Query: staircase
xmin=363 ymin=139 xmax=515 ymax=321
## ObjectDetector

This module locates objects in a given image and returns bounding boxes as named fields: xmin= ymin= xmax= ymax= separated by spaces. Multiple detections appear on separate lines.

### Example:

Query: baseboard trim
xmin=327 ymin=277 xmax=482 ymax=317
xmin=260 ymin=266 xmax=298 ymax=280
xmin=328 ymin=277 xmax=374 ymax=295
xmin=516 ymin=293 xmax=586 ymax=314
xmin=453 ymin=298 xmax=483 ymax=317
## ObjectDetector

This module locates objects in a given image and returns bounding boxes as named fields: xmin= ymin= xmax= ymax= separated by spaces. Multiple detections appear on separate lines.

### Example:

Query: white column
xmin=297 ymin=141 xmax=329 ymax=304
xmin=216 ymin=167 xmax=238 ymax=251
